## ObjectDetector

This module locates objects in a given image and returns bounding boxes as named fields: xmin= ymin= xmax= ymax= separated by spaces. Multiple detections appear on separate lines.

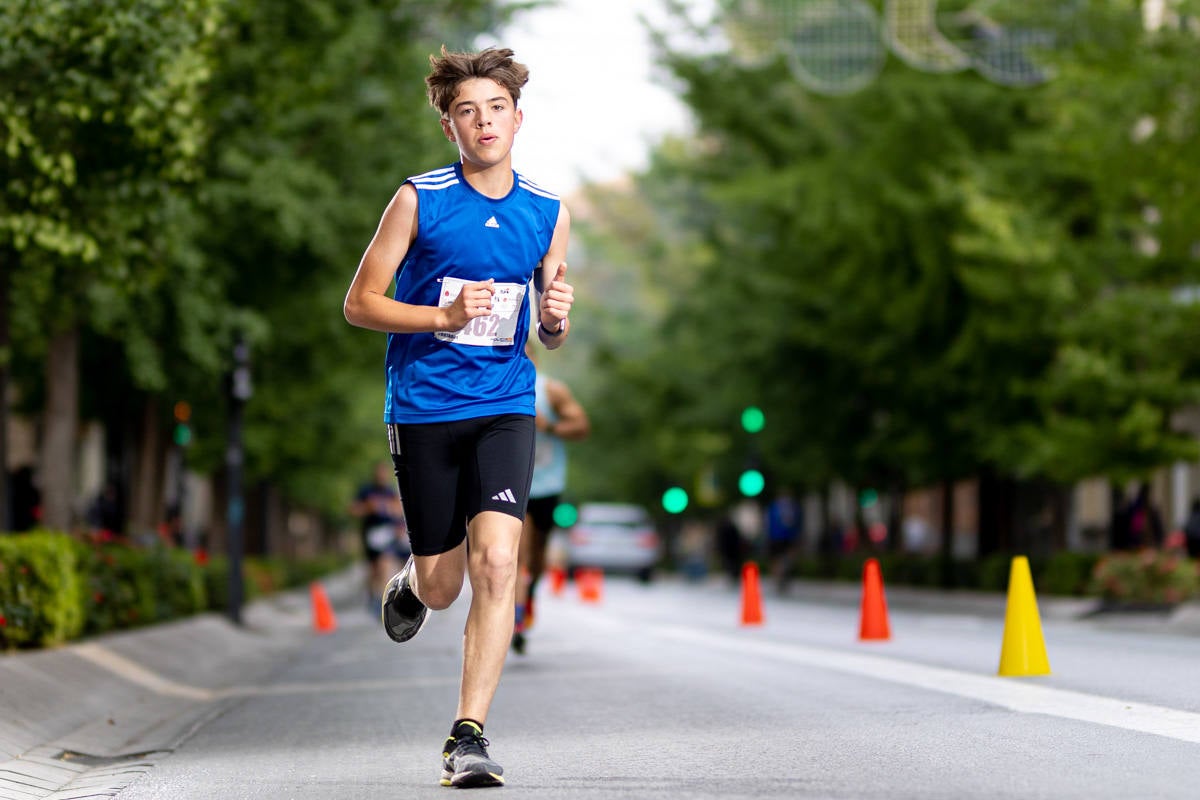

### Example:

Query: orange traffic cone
xmin=740 ymin=562 xmax=764 ymax=626
xmin=579 ymin=568 xmax=604 ymax=604
xmin=310 ymin=582 xmax=337 ymax=634
xmin=548 ymin=565 xmax=567 ymax=596
xmin=858 ymin=558 xmax=891 ymax=641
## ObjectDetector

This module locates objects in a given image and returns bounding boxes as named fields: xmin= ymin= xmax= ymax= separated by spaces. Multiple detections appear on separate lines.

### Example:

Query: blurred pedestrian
xmin=715 ymin=512 xmax=744 ymax=587
xmin=1122 ymin=483 xmax=1163 ymax=550
xmin=677 ymin=520 xmax=711 ymax=582
xmin=765 ymin=486 xmax=802 ymax=592
xmin=8 ymin=465 xmax=40 ymax=532
xmin=512 ymin=341 xmax=589 ymax=655
xmin=348 ymin=460 xmax=410 ymax=610
xmin=343 ymin=45 xmax=573 ymax=788
xmin=86 ymin=480 xmax=124 ymax=540
xmin=1184 ymin=498 xmax=1200 ymax=559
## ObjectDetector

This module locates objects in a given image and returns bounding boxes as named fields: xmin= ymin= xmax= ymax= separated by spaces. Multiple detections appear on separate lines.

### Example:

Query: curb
xmin=773 ymin=576 xmax=1200 ymax=634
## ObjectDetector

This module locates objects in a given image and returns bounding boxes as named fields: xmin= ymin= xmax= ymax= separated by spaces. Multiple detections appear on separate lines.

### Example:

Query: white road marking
xmin=70 ymin=613 xmax=1200 ymax=746
xmin=653 ymin=625 xmax=1200 ymax=745
xmin=69 ymin=642 xmax=661 ymax=701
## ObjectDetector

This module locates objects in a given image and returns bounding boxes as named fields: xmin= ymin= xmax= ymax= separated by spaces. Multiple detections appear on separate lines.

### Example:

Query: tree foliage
xmin=2 ymin=0 xmax=523 ymax=529
xmin=188 ymin=0 xmax=514 ymax=515
xmin=568 ymin=0 xmax=1200 ymax=520
xmin=1 ymin=0 xmax=225 ymax=365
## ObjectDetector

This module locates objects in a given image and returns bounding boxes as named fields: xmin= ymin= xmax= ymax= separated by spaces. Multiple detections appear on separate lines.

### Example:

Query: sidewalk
xmin=0 ymin=564 xmax=364 ymax=800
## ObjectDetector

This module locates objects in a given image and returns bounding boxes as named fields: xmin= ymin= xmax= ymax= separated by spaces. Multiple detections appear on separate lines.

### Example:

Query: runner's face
xmin=442 ymin=78 xmax=522 ymax=169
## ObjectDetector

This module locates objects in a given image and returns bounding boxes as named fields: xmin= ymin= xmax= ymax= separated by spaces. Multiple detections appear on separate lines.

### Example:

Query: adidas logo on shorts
xmin=491 ymin=488 xmax=517 ymax=503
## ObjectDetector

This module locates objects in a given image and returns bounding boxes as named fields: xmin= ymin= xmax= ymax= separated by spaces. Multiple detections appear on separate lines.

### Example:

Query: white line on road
xmin=69 ymin=641 xmax=668 ymax=701
xmin=653 ymin=625 xmax=1200 ymax=745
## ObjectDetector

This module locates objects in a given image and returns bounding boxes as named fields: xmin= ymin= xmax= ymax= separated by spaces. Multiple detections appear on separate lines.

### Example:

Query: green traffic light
xmin=553 ymin=502 xmax=578 ymax=528
xmin=662 ymin=486 xmax=689 ymax=514
xmin=741 ymin=406 xmax=765 ymax=434
xmin=173 ymin=423 xmax=192 ymax=447
xmin=738 ymin=469 xmax=765 ymax=497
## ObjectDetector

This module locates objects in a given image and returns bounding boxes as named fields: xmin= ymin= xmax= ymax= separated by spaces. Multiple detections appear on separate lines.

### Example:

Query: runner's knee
xmin=469 ymin=541 xmax=519 ymax=599
xmin=418 ymin=576 xmax=462 ymax=610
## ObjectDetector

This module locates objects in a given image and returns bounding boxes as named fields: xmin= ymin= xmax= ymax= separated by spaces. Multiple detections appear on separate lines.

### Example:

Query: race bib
xmin=434 ymin=277 xmax=526 ymax=346
xmin=366 ymin=524 xmax=395 ymax=550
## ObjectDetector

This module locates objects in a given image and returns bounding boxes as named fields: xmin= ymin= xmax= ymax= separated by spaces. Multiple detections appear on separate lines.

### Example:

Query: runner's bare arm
xmin=546 ymin=377 xmax=590 ymax=441
xmin=536 ymin=204 xmax=572 ymax=349
xmin=345 ymin=183 xmax=493 ymax=333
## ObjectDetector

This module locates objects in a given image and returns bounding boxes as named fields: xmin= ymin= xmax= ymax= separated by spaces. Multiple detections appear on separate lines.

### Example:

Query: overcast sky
xmin=489 ymin=0 xmax=711 ymax=195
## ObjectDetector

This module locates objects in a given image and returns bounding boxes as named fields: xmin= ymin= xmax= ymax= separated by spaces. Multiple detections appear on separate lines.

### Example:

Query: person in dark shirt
xmin=349 ymin=461 xmax=409 ymax=609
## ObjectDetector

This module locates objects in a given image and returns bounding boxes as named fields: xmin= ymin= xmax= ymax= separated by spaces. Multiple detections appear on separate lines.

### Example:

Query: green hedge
xmin=0 ymin=530 xmax=86 ymax=648
xmin=77 ymin=542 xmax=208 ymax=636
xmin=1 ymin=530 xmax=353 ymax=651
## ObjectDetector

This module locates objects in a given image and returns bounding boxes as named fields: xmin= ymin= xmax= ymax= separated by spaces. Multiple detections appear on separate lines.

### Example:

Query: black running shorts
xmin=387 ymin=414 xmax=535 ymax=557
xmin=525 ymin=494 xmax=560 ymax=535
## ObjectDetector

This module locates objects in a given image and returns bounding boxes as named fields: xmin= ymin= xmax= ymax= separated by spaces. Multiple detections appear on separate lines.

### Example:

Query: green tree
xmin=189 ymin=0 xmax=519 ymax=528
xmin=994 ymin=0 xmax=1200 ymax=485
xmin=571 ymin=0 xmax=1200 ymax=555
xmin=1 ymin=0 xmax=225 ymax=529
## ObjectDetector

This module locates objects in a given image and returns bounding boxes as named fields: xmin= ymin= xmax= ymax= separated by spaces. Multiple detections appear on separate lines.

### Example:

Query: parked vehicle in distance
xmin=566 ymin=502 xmax=661 ymax=582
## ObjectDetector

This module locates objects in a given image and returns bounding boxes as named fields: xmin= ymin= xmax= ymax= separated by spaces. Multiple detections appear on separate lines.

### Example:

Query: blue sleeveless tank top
xmin=383 ymin=163 xmax=561 ymax=423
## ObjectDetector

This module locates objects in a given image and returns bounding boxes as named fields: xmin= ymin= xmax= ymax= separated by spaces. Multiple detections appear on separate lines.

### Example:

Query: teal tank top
xmin=528 ymin=373 xmax=567 ymax=498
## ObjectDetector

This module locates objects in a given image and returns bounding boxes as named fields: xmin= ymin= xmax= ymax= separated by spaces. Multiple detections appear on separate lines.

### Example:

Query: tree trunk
xmin=887 ymin=482 xmax=904 ymax=552
xmin=39 ymin=327 xmax=80 ymax=530
xmin=128 ymin=394 xmax=163 ymax=537
xmin=818 ymin=484 xmax=833 ymax=555
xmin=939 ymin=478 xmax=956 ymax=587
xmin=0 ymin=262 xmax=10 ymax=530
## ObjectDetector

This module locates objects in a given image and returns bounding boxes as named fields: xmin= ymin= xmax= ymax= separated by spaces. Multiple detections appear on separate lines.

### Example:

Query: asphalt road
xmin=95 ymin=572 xmax=1200 ymax=800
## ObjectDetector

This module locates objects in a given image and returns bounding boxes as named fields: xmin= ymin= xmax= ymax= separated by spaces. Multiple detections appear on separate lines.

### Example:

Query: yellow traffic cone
xmin=997 ymin=556 xmax=1050 ymax=677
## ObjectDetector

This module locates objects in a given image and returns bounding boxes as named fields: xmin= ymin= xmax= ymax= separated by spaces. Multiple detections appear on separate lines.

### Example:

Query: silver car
xmin=566 ymin=502 xmax=661 ymax=582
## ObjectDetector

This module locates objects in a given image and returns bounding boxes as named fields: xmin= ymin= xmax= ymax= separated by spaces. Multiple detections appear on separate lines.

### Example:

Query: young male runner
xmin=343 ymin=46 xmax=573 ymax=788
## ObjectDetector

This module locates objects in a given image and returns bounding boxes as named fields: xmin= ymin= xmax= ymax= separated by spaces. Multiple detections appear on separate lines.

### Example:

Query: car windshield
xmin=578 ymin=504 xmax=650 ymax=526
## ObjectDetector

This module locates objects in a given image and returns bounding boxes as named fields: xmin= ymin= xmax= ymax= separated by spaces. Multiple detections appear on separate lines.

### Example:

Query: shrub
xmin=0 ymin=531 xmax=86 ymax=649
xmin=143 ymin=545 xmax=208 ymax=621
xmin=1 ymin=528 xmax=353 ymax=650
xmin=977 ymin=553 xmax=1014 ymax=593
xmin=1037 ymin=552 xmax=1100 ymax=597
xmin=76 ymin=542 xmax=150 ymax=635
xmin=1089 ymin=549 xmax=1199 ymax=605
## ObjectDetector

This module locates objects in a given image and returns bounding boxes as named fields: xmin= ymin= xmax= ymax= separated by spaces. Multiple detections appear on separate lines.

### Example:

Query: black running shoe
xmin=440 ymin=722 xmax=504 ymax=788
xmin=381 ymin=557 xmax=427 ymax=643
xmin=511 ymin=630 xmax=526 ymax=655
